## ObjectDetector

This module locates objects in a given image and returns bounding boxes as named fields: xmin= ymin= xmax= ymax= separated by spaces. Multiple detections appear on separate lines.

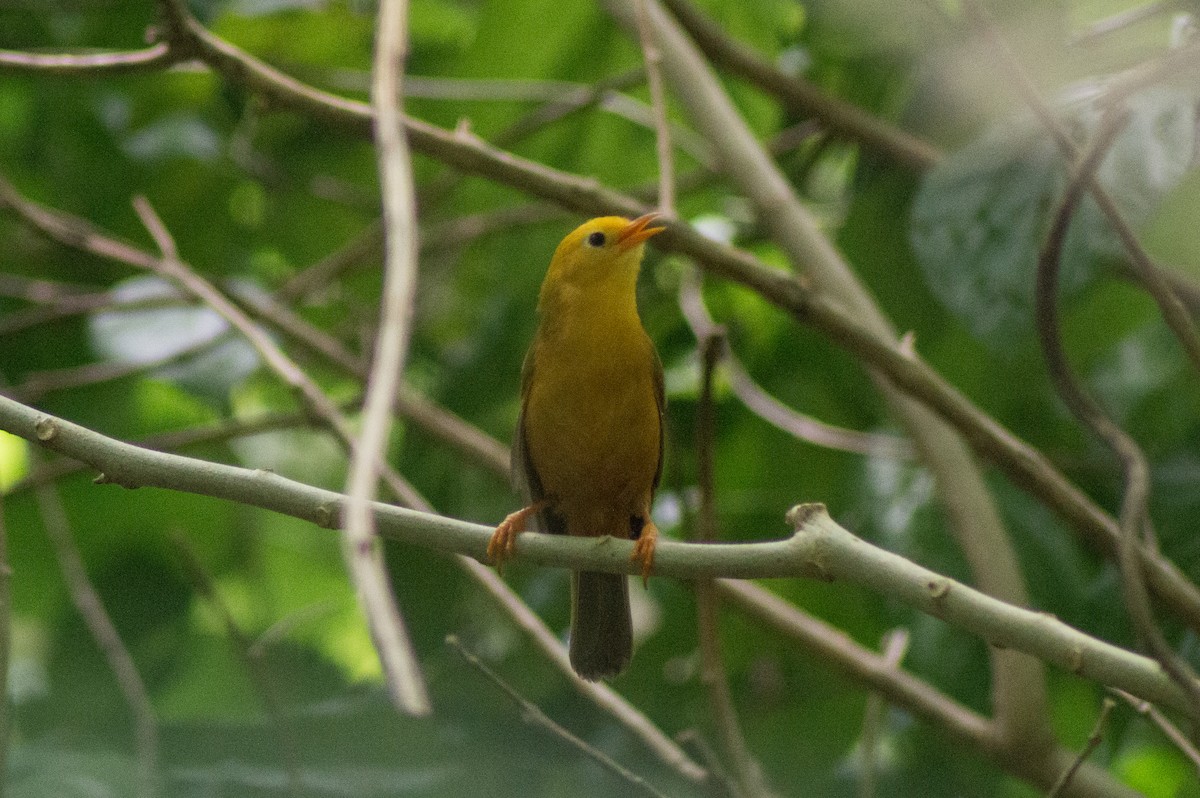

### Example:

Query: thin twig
xmin=679 ymin=270 xmax=913 ymax=459
xmin=1046 ymin=698 xmax=1116 ymax=798
xmin=171 ymin=532 xmax=304 ymax=796
xmin=634 ymin=0 xmax=675 ymax=213
xmin=0 ymin=42 xmax=178 ymax=73
xmin=1110 ymin=688 xmax=1200 ymax=773
xmin=334 ymin=0 xmax=432 ymax=717
xmin=858 ymin=629 xmax=910 ymax=798
xmin=5 ymin=329 xmax=235 ymax=403
xmin=34 ymin=469 xmax=160 ymax=798
xmin=692 ymin=330 xmax=772 ymax=798
xmin=276 ymin=221 xmax=383 ymax=302
xmin=446 ymin=636 xmax=673 ymax=798
xmin=657 ymin=0 xmax=941 ymax=170
xmin=0 ymin=290 xmax=187 ymax=338
xmin=1071 ymin=1 xmax=1176 ymax=46
xmin=0 ymin=273 xmax=93 ymax=301
xmin=1036 ymin=105 xmax=1200 ymax=718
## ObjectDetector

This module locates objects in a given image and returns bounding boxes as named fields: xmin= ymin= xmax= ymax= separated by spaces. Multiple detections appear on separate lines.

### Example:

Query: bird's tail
xmin=569 ymin=570 xmax=632 ymax=680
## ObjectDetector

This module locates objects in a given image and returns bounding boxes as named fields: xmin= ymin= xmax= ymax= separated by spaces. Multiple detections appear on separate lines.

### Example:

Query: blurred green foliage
xmin=1 ymin=1 xmax=1199 ymax=796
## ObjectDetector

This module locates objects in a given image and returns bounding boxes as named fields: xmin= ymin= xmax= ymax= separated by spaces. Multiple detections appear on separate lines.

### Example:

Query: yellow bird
xmin=488 ymin=213 xmax=666 ymax=680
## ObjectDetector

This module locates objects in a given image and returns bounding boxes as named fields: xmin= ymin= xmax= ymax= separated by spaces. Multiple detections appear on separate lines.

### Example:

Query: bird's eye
xmin=585 ymin=231 xmax=607 ymax=248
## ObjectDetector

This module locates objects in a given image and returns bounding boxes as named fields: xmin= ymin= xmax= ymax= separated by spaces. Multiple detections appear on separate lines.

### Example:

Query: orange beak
xmin=615 ymin=212 xmax=666 ymax=252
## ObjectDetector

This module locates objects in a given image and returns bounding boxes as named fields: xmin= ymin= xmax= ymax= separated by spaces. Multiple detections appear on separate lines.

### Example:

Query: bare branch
xmin=656 ymin=0 xmax=941 ymax=170
xmin=447 ymin=636 xmax=674 ymax=798
xmin=0 ymin=42 xmax=178 ymax=74
xmin=3 ymin=395 xmax=1197 ymax=728
xmin=1036 ymin=105 xmax=1200 ymax=717
xmin=693 ymin=329 xmax=772 ymax=797
xmin=335 ymin=0 xmax=432 ymax=717
xmin=679 ymin=270 xmax=913 ymax=459
xmin=634 ymin=0 xmax=676 ymax=213
xmin=1110 ymin=688 xmax=1200 ymax=772
xmin=1046 ymin=699 xmax=1115 ymax=798
xmin=34 ymin=471 xmax=160 ymax=798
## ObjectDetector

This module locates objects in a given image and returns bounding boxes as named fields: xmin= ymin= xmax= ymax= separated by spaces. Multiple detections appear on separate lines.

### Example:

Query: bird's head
xmin=542 ymin=213 xmax=666 ymax=294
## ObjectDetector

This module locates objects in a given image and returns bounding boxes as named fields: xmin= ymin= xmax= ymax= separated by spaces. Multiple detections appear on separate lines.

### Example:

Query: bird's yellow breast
xmin=523 ymin=296 xmax=660 ymax=537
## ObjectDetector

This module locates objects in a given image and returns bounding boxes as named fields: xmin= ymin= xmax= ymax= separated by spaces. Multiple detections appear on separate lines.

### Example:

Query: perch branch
xmin=2 ymin=396 xmax=1198 ymax=724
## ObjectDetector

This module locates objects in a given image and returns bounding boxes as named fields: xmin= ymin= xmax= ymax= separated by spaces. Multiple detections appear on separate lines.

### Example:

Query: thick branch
xmin=2 ymin=396 xmax=1196 ymax=722
xmin=658 ymin=0 xmax=941 ymax=170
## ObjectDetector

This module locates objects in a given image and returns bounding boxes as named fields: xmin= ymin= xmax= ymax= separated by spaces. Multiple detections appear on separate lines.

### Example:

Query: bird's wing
xmin=513 ymin=343 xmax=566 ymax=535
xmin=651 ymin=343 xmax=666 ymax=492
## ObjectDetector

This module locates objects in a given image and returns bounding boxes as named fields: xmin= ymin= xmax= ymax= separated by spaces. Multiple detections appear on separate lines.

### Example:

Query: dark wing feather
xmin=511 ymin=343 xmax=566 ymax=535
xmin=511 ymin=345 xmax=541 ymax=500
xmin=651 ymin=344 xmax=666 ymax=492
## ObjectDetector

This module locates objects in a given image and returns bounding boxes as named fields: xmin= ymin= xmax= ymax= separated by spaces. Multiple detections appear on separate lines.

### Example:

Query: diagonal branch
xmin=33 ymin=464 xmax=160 ymax=798
xmin=1036 ymin=105 xmax=1200 ymax=717
xmin=131 ymin=194 xmax=431 ymax=715
xmin=657 ymin=0 xmax=941 ymax=170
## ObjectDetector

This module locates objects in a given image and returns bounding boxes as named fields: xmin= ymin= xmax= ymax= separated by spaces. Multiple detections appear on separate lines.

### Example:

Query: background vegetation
xmin=1 ymin=0 xmax=1200 ymax=796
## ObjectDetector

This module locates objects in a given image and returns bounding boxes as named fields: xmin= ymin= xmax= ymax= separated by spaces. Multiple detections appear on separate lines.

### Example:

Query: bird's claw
xmin=630 ymin=519 xmax=658 ymax=588
xmin=488 ymin=501 xmax=547 ymax=574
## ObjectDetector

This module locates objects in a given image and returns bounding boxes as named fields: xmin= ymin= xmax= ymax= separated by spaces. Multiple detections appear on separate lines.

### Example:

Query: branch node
xmin=34 ymin=416 xmax=58 ymax=441
xmin=313 ymin=502 xmax=338 ymax=529
xmin=926 ymin=577 xmax=951 ymax=601
xmin=785 ymin=501 xmax=827 ymax=530
xmin=1068 ymin=645 xmax=1085 ymax=674
xmin=453 ymin=118 xmax=479 ymax=143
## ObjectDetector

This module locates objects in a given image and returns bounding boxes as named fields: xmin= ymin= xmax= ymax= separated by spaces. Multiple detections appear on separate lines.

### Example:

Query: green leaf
xmin=911 ymin=89 xmax=1196 ymax=349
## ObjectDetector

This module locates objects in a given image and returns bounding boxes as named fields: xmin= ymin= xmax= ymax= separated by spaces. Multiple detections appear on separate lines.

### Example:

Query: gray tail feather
xmin=569 ymin=570 xmax=632 ymax=680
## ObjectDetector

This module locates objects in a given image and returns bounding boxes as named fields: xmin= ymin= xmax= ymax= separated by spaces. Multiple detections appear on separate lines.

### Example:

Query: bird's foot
xmin=630 ymin=518 xmax=658 ymax=588
xmin=487 ymin=501 xmax=547 ymax=574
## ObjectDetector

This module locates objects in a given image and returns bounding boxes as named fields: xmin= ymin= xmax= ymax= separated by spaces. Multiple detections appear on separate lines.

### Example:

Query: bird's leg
xmin=488 ymin=500 xmax=548 ymax=573
xmin=630 ymin=510 xmax=658 ymax=588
